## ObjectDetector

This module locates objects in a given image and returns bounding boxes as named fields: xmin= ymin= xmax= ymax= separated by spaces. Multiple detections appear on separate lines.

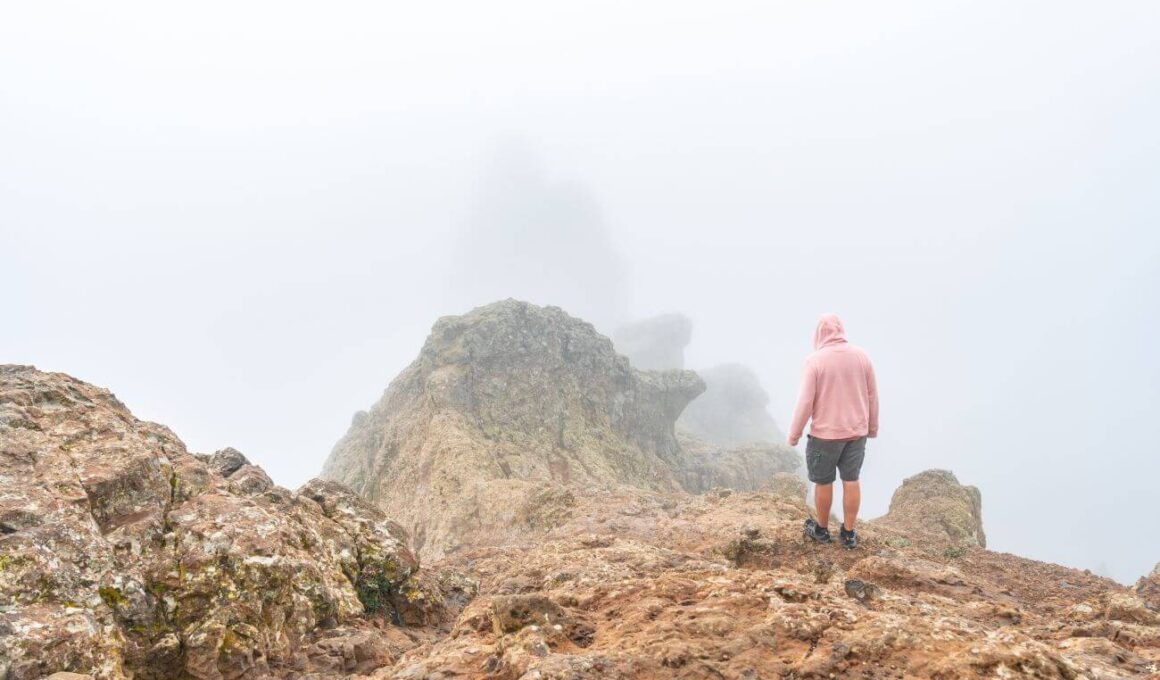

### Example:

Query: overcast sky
xmin=3 ymin=1 xmax=1158 ymax=583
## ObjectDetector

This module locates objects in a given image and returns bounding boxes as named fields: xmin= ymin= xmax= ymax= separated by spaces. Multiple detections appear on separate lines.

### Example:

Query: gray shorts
xmin=805 ymin=435 xmax=866 ymax=485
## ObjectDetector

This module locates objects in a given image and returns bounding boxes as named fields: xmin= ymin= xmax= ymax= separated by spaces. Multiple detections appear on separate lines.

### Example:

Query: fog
xmin=3 ymin=1 xmax=1158 ymax=583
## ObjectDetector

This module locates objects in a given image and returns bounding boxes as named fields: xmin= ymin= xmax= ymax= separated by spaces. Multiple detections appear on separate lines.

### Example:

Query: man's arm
xmin=787 ymin=359 xmax=816 ymax=446
xmin=865 ymin=355 xmax=879 ymax=438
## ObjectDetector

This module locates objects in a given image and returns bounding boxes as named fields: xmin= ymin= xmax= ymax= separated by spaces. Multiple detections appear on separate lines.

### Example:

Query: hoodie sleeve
xmin=865 ymin=355 xmax=879 ymax=437
xmin=788 ymin=358 xmax=816 ymax=445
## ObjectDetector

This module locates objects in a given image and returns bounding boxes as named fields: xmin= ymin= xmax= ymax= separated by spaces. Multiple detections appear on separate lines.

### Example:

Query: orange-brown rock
xmin=6 ymin=337 xmax=1160 ymax=678
xmin=0 ymin=365 xmax=467 ymax=680
xmin=1136 ymin=561 xmax=1160 ymax=609
xmin=381 ymin=488 xmax=1158 ymax=679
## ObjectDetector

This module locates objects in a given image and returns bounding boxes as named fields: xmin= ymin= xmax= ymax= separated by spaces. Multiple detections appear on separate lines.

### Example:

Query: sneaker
xmin=839 ymin=526 xmax=858 ymax=550
xmin=803 ymin=518 xmax=832 ymax=544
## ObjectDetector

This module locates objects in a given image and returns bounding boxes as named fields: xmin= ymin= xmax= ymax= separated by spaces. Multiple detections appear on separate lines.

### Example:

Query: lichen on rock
xmin=321 ymin=300 xmax=708 ymax=560
xmin=871 ymin=468 xmax=987 ymax=549
xmin=0 ymin=365 xmax=464 ymax=680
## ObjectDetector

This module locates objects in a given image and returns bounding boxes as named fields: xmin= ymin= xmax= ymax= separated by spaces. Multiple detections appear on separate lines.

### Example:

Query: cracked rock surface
xmin=0 ymin=365 xmax=469 ymax=680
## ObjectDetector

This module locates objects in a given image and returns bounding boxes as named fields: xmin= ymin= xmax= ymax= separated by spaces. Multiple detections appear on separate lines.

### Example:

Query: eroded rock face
xmin=678 ymin=363 xmax=786 ymax=447
xmin=611 ymin=313 xmax=693 ymax=370
xmin=0 ymin=365 xmax=463 ymax=680
xmin=872 ymin=469 xmax=987 ymax=548
xmin=321 ymin=300 xmax=706 ymax=559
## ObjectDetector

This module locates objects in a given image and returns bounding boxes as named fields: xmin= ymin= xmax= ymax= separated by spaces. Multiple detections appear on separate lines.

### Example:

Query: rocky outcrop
xmin=1136 ymin=561 xmax=1160 ymax=609
xmin=0 ymin=365 xmax=466 ymax=680
xmin=611 ymin=313 xmax=693 ymax=370
xmin=676 ymin=432 xmax=801 ymax=494
xmin=678 ymin=363 xmax=786 ymax=447
xmin=612 ymin=318 xmax=786 ymax=449
xmin=872 ymin=469 xmax=987 ymax=548
xmin=613 ymin=317 xmax=800 ymax=494
xmin=321 ymin=300 xmax=706 ymax=559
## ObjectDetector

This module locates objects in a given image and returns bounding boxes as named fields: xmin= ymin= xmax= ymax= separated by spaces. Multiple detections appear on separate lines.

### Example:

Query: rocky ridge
xmin=0 ymin=365 xmax=469 ymax=680
xmin=5 ymin=298 xmax=1160 ymax=679
xmin=322 ymin=300 xmax=800 ymax=560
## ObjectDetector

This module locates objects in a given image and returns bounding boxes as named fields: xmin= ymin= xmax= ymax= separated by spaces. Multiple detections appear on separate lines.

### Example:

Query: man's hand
xmin=788 ymin=436 xmax=800 ymax=447
xmin=868 ymin=430 xmax=878 ymax=439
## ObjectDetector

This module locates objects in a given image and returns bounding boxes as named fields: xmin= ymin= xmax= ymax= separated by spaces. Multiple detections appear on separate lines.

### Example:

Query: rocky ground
xmin=2 ymin=366 xmax=1160 ymax=678
xmin=5 ymin=297 xmax=1160 ymax=679
xmin=383 ymin=482 xmax=1160 ymax=680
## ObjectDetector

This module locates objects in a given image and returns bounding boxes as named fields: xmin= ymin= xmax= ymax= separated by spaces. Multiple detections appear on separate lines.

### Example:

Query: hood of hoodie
xmin=813 ymin=314 xmax=847 ymax=350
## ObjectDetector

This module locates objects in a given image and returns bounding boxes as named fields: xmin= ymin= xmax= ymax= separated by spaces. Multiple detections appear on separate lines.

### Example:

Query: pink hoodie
xmin=788 ymin=314 xmax=878 ymax=445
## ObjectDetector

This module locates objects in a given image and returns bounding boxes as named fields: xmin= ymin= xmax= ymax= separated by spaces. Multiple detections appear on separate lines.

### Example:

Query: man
xmin=788 ymin=313 xmax=878 ymax=549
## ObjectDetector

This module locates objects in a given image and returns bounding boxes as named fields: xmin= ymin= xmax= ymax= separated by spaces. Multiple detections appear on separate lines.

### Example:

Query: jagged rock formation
xmin=612 ymin=318 xmax=786 ymax=448
xmin=611 ymin=313 xmax=693 ymax=370
xmin=613 ymin=315 xmax=801 ymax=494
xmin=872 ymin=469 xmax=987 ymax=548
xmin=322 ymin=300 xmax=707 ymax=559
xmin=678 ymin=363 xmax=786 ymax=447
xmin=323 ymin=301 xmax=806 ymax=561
xmin=5 ymin=364 xmax=1160 ymax=678
xmin=676 ymin=432 xmax=800 ymax=494
xmin=0 ymin=365 xmax=468 ymax=680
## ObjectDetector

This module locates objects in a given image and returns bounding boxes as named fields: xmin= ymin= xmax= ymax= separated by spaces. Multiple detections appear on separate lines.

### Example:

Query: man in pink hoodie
xmin=788 ymin=314 xmax=878 ymax=549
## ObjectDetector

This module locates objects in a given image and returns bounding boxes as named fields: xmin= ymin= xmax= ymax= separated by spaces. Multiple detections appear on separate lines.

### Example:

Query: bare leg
xmin=814 ymin=483 xmax=833 ymax=529
xmin=842 ymin=480 xmax=861 ymax=531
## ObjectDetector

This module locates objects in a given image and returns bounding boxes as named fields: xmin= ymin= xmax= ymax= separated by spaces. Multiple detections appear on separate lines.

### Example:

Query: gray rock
xmin=208 ymin=446 xmax=249 ymax=478
xmin=322 ymin=300 xmax=706 ymax=560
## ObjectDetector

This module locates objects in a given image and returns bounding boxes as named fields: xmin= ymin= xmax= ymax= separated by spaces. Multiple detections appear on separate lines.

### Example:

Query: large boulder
xmin=321 ymin=300 xmax=706 ymax=559
xmin=872 ymin=469 xmax=987 ymax=548
xmin=611 ymin=313 xmax=693 ymax=370
xmin=678 ymin=363 xmax=785 ymax=447
xmin=0 ymin=365 xmax=454 ymax=680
